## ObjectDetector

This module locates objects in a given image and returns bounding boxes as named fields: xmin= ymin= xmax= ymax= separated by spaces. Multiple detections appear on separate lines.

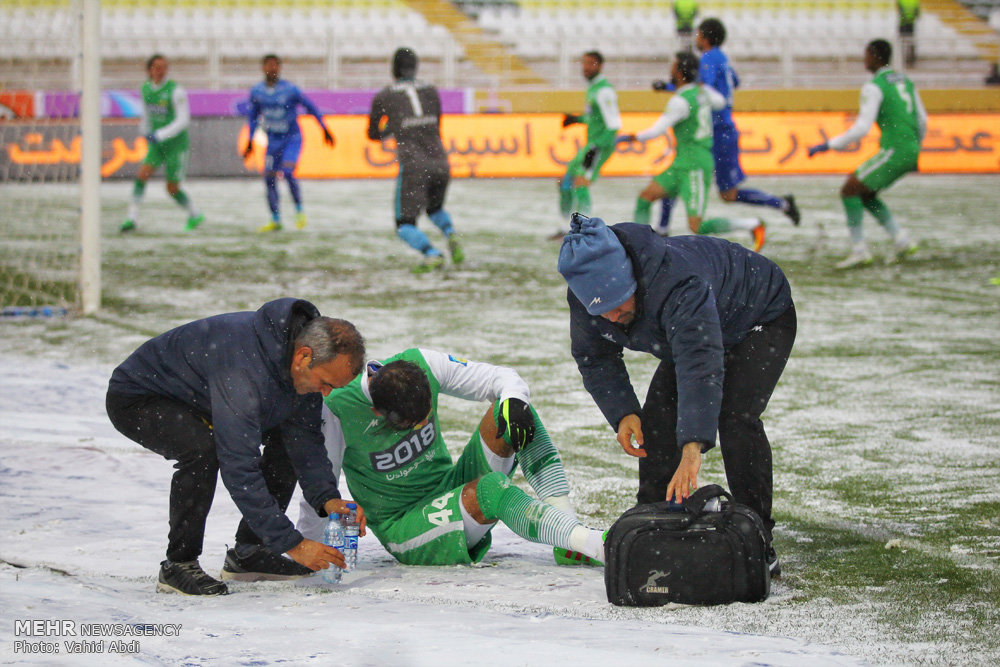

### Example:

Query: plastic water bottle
xmin=342 ymin=503 xmax=360 ymax=572
xmin=322 ymin=514 xmax=344 ymax=584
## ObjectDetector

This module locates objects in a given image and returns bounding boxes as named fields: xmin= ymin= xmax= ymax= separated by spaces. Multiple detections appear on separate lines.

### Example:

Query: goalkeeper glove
xmin=651 ymin=79 xmax=671 ymax=92
xmin=616 ymin=134 xmax=637 ymax=144
xmin=323 ymin=129 xmax=336 ymax=147
xmin=144 ymin=133 xmax=158 ymax=145
xmin=242 ymin=142 xmax=254 ymax=159
xmin=807 ymin=142 xmax=829 ymax=157
xmin=562 ymin=114 xmax=582 ymax=127
xmin=581 ymin=146 xmax=599 ymax=169
xmin=496 ymin=398 xmax=535 ymax=451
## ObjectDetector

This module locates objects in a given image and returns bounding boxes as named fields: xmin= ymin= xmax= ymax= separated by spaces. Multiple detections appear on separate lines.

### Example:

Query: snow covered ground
xmin=0 ymin=356 xmax=863 ymax=666
xmin=2 ymin=174 xmax=998 ymax=665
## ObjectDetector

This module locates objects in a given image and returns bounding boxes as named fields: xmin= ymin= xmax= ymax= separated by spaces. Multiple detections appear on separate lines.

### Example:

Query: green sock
xmin=559 ymin=186 xmax=574 ymax=217
xmin=132 ymin=180 xmax=146 ymax=198
xmin=862 ymin=196 xmax=899 ymax=237
xmin=843 ymin=196 xmax=865 ymax=244
xmin=504 ymin=406 xmax=569 ymax=501
xmin=497 ymin=485 xmax=579 ymax=547
xmin=634 ymin=197 xmax=652 ymax=225
xmin=697 ymin=217 xmax=732 ymax=234
xmin=574 ymin=187 xmax=591 ymax=215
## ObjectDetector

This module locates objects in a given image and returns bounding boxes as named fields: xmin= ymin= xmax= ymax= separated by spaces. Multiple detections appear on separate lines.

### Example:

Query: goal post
xmin=0 ymin=0 xmax=101 ymax=316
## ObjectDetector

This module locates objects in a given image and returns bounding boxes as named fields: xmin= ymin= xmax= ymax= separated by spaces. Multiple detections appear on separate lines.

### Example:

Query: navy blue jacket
xmin=568 ymin=225 xmax=793 ymax=448
xmin=109 ymin=298 xmax=341 ymax=554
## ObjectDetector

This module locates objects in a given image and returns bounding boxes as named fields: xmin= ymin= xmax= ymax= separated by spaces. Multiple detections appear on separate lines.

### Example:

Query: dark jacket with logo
xmin=109 ymin=298 xmax=341 ymax=554
xmin=568 ymin=224 xmax=792 ymax=449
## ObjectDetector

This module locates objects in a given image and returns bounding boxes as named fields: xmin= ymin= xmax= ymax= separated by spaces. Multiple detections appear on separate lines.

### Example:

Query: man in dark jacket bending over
xmin=557 ymin=214 xmax=795 ymax=575
xmin=107 ymin=298 xmax=367 ymax=595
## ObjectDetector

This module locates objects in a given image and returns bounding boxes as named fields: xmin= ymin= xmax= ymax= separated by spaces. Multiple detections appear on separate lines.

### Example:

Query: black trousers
xmin=106 ymin=392 xmax=297 ymax=562
xmin=637 ymin=305 xmax=797 ymax=540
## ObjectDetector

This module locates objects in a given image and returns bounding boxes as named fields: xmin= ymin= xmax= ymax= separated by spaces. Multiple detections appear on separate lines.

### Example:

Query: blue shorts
xmin=264 ymin=132 xmax=303 ymax=172
xmin=712 ymin=123 xmax=746 ymax=192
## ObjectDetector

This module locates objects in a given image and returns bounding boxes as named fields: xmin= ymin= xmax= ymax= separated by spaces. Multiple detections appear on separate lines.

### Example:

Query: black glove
xmin=323 ymin=129 xmax=336 ymax=147
xmin=562 ymin=113 xmax=582 ymax=127
xmin=496 ymin=398 xmax=535 ymax=451
xmin=581 ymin=146 xmax=599 ymax=169
xmin=651 ymin=79 xmax=670 ymax=92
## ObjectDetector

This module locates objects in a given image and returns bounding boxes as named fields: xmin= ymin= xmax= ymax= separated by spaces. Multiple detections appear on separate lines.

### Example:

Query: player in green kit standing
xmin=808 ymin=39 xmax=926 ymax=269
xmin=296 ymin=348 xmax=605 ymax=567
xmin=618 ymin=52 xmax=766 ymax=251
xmin=553 ymin=51 xmax=621 ymax=239
xmin=121 ymin=54 xmax=203 ymax=233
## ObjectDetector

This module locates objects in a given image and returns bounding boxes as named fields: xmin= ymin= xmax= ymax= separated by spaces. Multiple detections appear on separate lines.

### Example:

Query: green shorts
xmin=371 ymin=432 xmax=498 ymax=566
xmin=143 ymin=136 xmax=190 ymax=182
xmin=855 ymin=146 xmax=918 ymax=192
xmin=653 ymin=162 xmax=712 ymax=219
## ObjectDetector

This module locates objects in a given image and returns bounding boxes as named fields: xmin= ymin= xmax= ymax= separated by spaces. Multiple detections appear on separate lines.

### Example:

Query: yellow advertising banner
xmin=241 ymin=112 xmax=1000 ymax=179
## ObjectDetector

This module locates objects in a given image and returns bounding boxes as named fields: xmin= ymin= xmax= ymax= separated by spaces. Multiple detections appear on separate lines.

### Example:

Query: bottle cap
xmin=346 ymin=502 xmax=357 ymax=509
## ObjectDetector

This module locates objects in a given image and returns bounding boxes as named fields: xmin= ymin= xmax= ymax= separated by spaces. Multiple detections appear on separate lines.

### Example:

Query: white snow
xmin=0 ymin=356 xmax=862 ymax=666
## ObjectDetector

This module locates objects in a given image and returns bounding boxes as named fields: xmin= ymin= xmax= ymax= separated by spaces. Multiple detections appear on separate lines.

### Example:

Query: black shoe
xmin=766 ymin=546 xmax=782 ymax=579
xmin=783 ymin=195 xmax=801 ymax=226
xmin=157 ymin=559 xmax=228 ymax=596
xmin=220 ymin=545 xmax=312 ymax=582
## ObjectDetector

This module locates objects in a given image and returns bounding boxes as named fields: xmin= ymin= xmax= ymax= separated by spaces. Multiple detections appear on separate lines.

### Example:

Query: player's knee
xmin=720 ymin=188 xmax=738 ymax=202
xmin=281 ymin=167 xmax=295 ymax=180
xmin=475 ymin=472 xmax=512 ymax=521
xmin=166 ymin=182 xmax=180 ymax=195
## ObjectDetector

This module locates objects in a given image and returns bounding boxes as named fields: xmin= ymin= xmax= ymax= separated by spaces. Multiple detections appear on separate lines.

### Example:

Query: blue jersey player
xmin=651 ymin=19 xmax=800 ymax=243
xmin=243 ymin=54 xmax=335 ymax=233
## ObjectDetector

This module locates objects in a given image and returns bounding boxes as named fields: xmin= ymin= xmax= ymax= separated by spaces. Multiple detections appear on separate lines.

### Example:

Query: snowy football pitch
xmin=1 ymin=174 xmax=998 ymax=664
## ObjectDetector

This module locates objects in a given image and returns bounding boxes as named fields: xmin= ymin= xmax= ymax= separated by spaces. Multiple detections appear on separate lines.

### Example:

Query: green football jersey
xmin=870 ymin=67 xmax=922 ymax=151
xmin=584 ymin=75 xmax=619 ymax=149
xmin=142 ymin=80 xmax=184 ymax=137
xmin=672 ymin=84 xmax=715 ymax=168
xmin=324 ymin=349 xmax=448 ymax=527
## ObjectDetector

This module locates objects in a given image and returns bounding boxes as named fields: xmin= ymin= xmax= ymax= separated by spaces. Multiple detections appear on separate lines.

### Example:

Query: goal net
xmin=1 ymin=0 xmax=100 ymax=316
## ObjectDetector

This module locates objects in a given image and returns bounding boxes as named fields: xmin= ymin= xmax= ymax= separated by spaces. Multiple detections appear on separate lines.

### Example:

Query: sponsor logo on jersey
xmin=447 ymin=355 xmax=468 ymax=365
xmin=369 ymin=422 xmax=437 ymax=473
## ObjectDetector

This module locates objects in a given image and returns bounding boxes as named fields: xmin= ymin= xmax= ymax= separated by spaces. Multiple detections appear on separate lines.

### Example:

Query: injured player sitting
xmin=297 ymin=348 xmax=605 ymax=566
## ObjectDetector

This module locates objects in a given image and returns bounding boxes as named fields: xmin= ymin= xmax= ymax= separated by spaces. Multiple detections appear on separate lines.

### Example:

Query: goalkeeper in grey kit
xmin=297 ymin=348 xmax=605 ymax=566
xmin=367 ymin=48 xmax=464 ymax=274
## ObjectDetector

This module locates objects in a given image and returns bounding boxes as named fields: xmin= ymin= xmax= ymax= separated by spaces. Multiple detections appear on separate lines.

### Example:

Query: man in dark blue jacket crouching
xmin=107 ymin=298 xmax=367 ymax=595
xmin=558 ymin=215 xmax=795 ymax=576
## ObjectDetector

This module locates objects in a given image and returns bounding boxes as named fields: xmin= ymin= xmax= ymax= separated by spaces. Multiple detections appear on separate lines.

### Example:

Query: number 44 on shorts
xmin=427 ymin=491 xmax=455 ymax=526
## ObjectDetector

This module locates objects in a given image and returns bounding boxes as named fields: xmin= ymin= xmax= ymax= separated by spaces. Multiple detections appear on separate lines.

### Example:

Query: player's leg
xmin=688 ymin=166 xmax=766 ymax=251
xmin=396 ymin=166 xmax=444 ymax=272
xmin=633 ymin=178 xmax=669 ymax=227
xmin=258 ymin=138 xmax=285 ymax=232
xmin=856 ymin=149 xmax=919 ymax=261
xmin=715 ymin=126 xmax=799 ymax=225
xmin=426 ymin=169 xmax=464 ymax=264
xmin=558 ymin=151 xmax=586 ymax=218
xmin=122 ymin=152 xmax=159 ymax=232
xmin=105 ymin=391 xmax=226 ymax=594
xmin=279 ymin=134 xmax=306 ymax=229
xmin=571 ymin=145 xmax=613 ymax=216
xmin=163 ymin=141 xmax=203 ymax=231
xmin=656 ymin=197 xmax=674 ymax=236
xmin=836 ymin=163 xmax=881 ymax=268
xmin=223 ymin=428 xmax=312 ymax=581
xmin=469 ymin=472 xmax=605 ymax=563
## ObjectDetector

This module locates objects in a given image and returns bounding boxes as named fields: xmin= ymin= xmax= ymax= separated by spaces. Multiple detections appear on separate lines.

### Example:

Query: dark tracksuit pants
xmin=105 ymin=392 xmax=297 ymax=562
xmin=637 ymin=304 xmax=797 ymax=541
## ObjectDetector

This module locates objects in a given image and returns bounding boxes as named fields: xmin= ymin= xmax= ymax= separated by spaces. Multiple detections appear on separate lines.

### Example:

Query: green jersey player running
xmin=296 ymin=348 xmax=605 ymax=567
xmin=554 ymin=51 xmax=621 ymax=239
xmin=808 ymin=39 xmax=926 ymax=269
xmin=121 ymin=54 xmax=203 ymax=233
xmin=618 ymin=52 xmax=766 ymax=252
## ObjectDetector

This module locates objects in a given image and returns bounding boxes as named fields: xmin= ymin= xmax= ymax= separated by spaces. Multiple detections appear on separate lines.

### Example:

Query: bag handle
xmin=683 ymin=484 xmax=733 ymax=517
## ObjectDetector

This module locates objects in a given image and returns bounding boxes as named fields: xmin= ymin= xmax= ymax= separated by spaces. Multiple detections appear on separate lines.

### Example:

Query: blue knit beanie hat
xmin=557 ymin=214 xmax=637 ymax=316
